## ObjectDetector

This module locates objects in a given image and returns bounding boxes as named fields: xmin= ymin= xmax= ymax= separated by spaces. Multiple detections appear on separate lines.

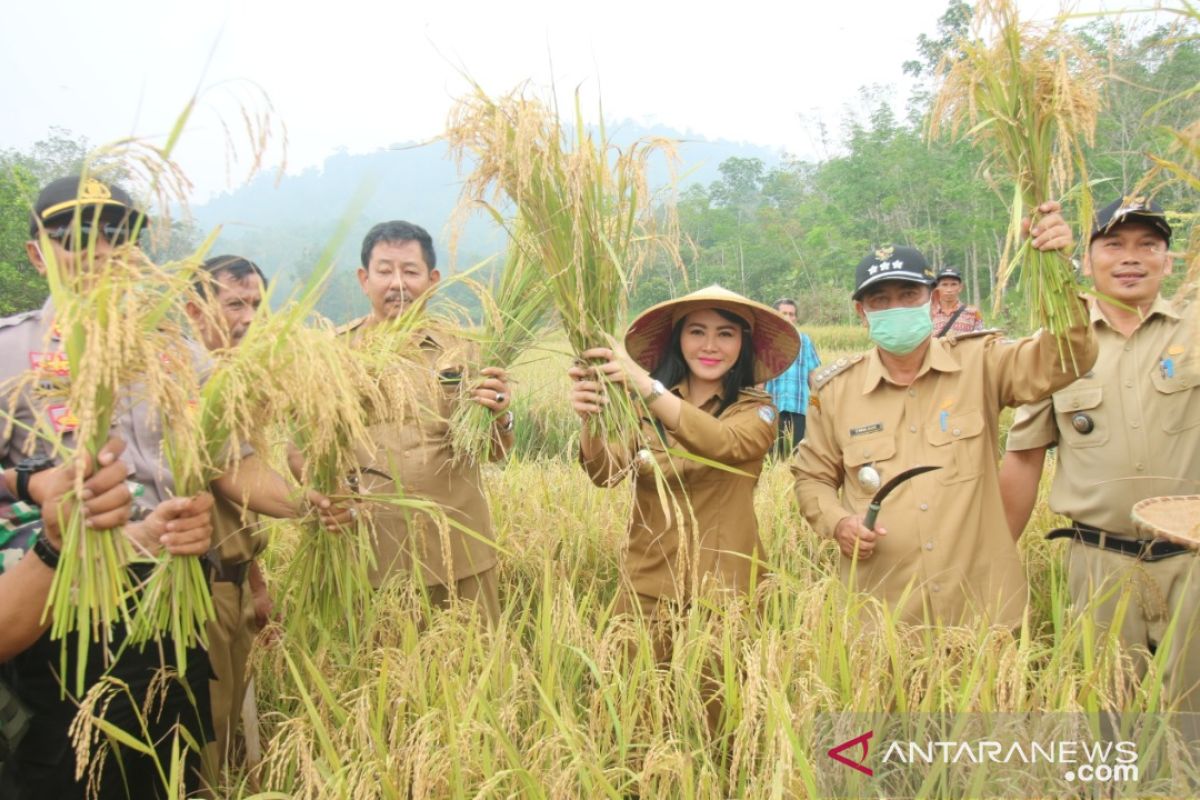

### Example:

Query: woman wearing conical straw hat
xmin=570 ymin=285 xmax=799 ymax=722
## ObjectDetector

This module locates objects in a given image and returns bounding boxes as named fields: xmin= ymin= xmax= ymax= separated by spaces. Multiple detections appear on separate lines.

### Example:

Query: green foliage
xmin=631 ymin=7 xmax=1197 ymax=335
xmin=0 ymin=129 xmax=90 ymax=314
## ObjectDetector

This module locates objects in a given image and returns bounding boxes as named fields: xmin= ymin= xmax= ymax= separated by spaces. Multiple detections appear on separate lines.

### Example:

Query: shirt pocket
xmin=1149 ymin=361 xmax=1200 ymax=433
xmin=841 ymin=433 xmax=897 ymax=500
xmin=1051 ymin=385 xmax=1109 ymax=448
xmin=924 ymin=409 xmax=987 ymax=484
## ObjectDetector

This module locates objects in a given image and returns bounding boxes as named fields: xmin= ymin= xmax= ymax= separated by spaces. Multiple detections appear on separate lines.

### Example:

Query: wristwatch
xmin=495 ymin=410 xmax=515 ymax=434
xmin=16 ymin=456 xmax=54 ymax=505
xmin=642 ymin=379 xmax=667 ymax=403
xmin=32 ymin=533 xmax=61 ymax=570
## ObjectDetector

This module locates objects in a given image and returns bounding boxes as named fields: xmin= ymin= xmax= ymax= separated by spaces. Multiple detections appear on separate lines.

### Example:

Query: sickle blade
xmin=863 ymin=465 xmax=941 ymax=531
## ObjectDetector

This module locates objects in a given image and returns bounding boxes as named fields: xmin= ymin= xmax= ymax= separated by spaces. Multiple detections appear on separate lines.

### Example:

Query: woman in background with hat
xmin=568 ymin=285 xmax=799 ymax=656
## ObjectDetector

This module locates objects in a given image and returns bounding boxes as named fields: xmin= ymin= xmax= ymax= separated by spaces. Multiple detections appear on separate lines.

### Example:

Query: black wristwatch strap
xmin=32 ymin=534 xmax=61 ymax=570
xmin=16 ymin=457 xmax=54 ymax=505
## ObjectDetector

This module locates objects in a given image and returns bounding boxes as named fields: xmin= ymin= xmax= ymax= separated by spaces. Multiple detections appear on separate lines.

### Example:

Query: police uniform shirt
xmin=580 ymin=384 xmax=777 ymax=602
xmin=0 ymin=299 xmax=176 ymax=510
xmin=793 ymin=320 xmax=1097 ymax=627
xmin=344 ymin=323 xmax=510 ymax=588
xmin=1006 ymin=296 xmax=1199 ymax=537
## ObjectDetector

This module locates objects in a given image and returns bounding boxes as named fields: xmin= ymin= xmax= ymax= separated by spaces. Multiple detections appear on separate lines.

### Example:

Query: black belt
xmin=206 ymin=557 xmax=251 ymax=584
xmin=1047 ymin=522 xmax=1193 ymax=562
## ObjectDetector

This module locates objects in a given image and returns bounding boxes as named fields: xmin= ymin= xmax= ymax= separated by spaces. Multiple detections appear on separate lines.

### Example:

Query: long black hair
xmin=650 ymin=308 xmax=756 ymax=416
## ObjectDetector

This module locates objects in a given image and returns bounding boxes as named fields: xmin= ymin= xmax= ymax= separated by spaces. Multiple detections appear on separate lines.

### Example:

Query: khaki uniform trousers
xmin=203 ymin=578 xmax=257 ymax=782
xmin=1068 ymin=542 xmax=1200 ymax=713
xmin=615 ymin=589 xmax=738 ymax=738
xmin=423 ymin=566 xmax=501 ymax=627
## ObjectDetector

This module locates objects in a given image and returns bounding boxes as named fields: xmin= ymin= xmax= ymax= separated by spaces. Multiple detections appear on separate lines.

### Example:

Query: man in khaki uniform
xmin=184 ymin=255 xmax=272 ymax=776
xmin=793 ymin=206 xmax=1097 ymax=627
xmin=1000 ymin=196 xmax=1200 ymax=711
xmin=346 ymin=221 xmax=513 ymax=622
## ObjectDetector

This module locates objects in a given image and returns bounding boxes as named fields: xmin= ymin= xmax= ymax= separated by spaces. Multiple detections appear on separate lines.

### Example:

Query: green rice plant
xmin=449 ymin=241 xmax=553 ymax=464
xmin=444 ymin=82 xmax=682 ymax=443
xmin=929 ymin=0 xmax=1100 ymax=364
xmin=33 ymin=226 xmax=199 ymax=694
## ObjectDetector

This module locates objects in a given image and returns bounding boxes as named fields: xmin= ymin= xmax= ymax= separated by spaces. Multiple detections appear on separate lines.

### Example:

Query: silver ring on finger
xmin=495 ymin=392 xmax=505 ymax=404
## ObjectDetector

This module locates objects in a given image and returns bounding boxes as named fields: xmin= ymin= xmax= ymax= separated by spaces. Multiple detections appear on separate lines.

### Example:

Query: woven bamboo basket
xmin=1131 ymin=495 xmax=1200 ymax=550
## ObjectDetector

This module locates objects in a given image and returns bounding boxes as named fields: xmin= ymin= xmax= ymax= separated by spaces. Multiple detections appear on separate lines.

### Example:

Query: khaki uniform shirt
xmin=0 ymin=299 xmax=176 ymax=511
xmin=792 ymin=321 xmax=1098 ymax=627
xmin=210 ymin=493 xmax=265 ymax=566
xmin=344 ymin=323 xmax=511 ymax=588
xmin=581 ymin=384 xmax=777 ymax=602
xmin=1007 ymin=297 xmax=1199 ymax=538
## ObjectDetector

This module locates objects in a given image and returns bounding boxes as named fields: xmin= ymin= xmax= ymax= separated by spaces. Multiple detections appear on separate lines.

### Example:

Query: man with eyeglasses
xmin=791 ymin=202 xmax=1098 ymax=628
xmin=1001 ymin=195 xmax=1200 ymax=715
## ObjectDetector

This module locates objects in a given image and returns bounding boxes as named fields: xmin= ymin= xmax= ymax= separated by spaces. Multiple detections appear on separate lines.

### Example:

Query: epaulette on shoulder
xmin=335 ymin=316 xmax=368 ymax=337
xmin=943 ymin=328 xmax=1002 ymax=347
xmin=812 ymin=354 xmax=864 ymax=389
xmin=739 ymin=386 xmax=771 ymax=401
xmin=0 ymin=308 xmax=40 ymax=332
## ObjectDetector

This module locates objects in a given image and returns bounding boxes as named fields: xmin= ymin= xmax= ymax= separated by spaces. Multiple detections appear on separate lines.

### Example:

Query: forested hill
xmin=2 ymin=4 xmax=1196 ymax=327
xmin=188 ymin=129 xmax=781 ymax=322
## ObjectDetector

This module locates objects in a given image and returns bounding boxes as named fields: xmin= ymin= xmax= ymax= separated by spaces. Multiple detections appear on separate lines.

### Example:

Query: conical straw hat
xmin=624 ymin=285 xmax=802 ymax=384
xmin=1131 ymin=495 xmax=1200 ymax=549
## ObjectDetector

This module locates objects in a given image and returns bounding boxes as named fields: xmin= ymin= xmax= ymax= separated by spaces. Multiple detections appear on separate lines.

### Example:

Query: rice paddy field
xmin=222 ymin=327 xmax=1199 ymax=799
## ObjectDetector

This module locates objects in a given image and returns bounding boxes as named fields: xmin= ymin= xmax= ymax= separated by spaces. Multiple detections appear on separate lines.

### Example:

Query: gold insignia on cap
xmin=875 ymin=245 xmax=894 ymax=261
xmin=924 ymin=269 xmax=935 ymax=277
xmin=80 ymin=179 xmax=113 ymax=201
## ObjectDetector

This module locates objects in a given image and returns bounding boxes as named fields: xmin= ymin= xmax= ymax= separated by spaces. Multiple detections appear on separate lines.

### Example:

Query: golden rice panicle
xmin=444 ymin=82 xmax=682 ymax=440
xmin=929 ymin=0 xmax=1100 ymax=345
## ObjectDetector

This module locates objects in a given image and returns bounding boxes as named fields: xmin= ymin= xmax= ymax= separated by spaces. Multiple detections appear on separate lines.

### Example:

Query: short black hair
xmin=774 ymin=298 xmax=798 ymax=311
xmin=650 ymin=308 xmax=756 ymax=416
xmin=196 ymin=255 xmax=267 ymax=299
xmin=360 ymin=220 xmax=436 ymax=271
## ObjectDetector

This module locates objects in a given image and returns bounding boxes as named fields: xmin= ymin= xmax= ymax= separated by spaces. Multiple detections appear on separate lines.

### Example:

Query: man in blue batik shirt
xmin=763 ymin=298 xmax=821 ymax=456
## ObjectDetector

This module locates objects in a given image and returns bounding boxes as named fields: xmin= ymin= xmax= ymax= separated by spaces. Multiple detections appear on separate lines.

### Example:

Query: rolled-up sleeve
xmin=1005 ymin=398 xmax=1057 ymax=451
xmin=665 ymin=400 xmax=775 ymax=464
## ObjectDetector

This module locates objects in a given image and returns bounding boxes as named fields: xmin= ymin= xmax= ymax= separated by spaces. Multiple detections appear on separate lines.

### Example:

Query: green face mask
xmin=865 ymin=301 xmax=933 ymax=355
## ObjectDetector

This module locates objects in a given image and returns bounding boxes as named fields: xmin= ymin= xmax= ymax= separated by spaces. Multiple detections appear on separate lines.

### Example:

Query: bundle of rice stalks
xmin=131 ymin=260 xmax=347 ymax=666
xmin=930 ymin=0 xmax=1100 ymax=357
xmin=444 ymin=82 xmax=681 ymax=440
xmin=32 ymin=212 xmax=199 ymax=692
xmin=279 ymin=296 xmax=436 ymax=644
xmin=450 ymin=241 xmax=552 ymax=463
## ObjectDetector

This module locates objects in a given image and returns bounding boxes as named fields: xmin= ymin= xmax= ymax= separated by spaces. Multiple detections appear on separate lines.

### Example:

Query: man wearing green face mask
xmin=791 ymin=203 xmax=1098 ymax=628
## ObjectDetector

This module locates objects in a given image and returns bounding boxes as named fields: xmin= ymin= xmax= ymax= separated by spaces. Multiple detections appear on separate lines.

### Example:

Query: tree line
xmin=2 ymin=3 xmax=1196 ymax=327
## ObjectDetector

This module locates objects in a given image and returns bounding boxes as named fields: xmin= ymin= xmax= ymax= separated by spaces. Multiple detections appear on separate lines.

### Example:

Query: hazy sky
xmin=2 ymin=0 xmax=1115 ymax=200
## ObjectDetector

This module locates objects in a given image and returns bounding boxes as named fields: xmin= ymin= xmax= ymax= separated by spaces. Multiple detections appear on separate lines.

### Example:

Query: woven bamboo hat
xmin=1131 ymin=495 xmax=1200 ymax=550
xmin=623 ymin=284 xmax=802 ymax=384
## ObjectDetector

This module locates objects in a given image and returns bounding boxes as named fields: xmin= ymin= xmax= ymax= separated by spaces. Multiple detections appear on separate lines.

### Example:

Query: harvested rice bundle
xmin=444 ymin=83 xmax=681 ymax=441
xmin=930 ymin=0 xmax=1100 ymax=360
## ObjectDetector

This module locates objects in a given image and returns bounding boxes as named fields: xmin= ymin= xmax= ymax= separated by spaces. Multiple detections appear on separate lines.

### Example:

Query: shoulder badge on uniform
xmin=943 ymin=328 xmax=1002 ymax=347
xmin=0 ymin=309 xmax=40 ymax=331
xmin=335 ymin=316 xmax=368 ymax=337
xmin=757 ymin=405 xmax=776 ymax=424
xmin=812 ymin=354 xmax=864 ymax=389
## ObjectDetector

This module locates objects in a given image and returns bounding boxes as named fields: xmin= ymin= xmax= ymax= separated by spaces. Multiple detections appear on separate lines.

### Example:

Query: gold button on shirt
xmin=580 ymin=384 xmax=777 ymax=603
xmin=1007 ymin=297 xmax=1200 ymax=537
xmin=343 ymin=325 xmax=510 ymax=588
xmin=793 ymin=319 xmax=1097 ymax=627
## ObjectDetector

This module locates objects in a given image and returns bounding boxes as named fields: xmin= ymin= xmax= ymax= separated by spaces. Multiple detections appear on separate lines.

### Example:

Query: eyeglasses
xmin=42 ymin=222 xmax=143 ymax=251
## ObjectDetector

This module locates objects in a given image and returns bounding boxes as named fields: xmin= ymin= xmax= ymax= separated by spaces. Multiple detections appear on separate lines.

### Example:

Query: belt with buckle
xmin=1046 ymin=522 xmax=1192 ymax=562
xmin=205 ymin=552 xmax=252 ymax=584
